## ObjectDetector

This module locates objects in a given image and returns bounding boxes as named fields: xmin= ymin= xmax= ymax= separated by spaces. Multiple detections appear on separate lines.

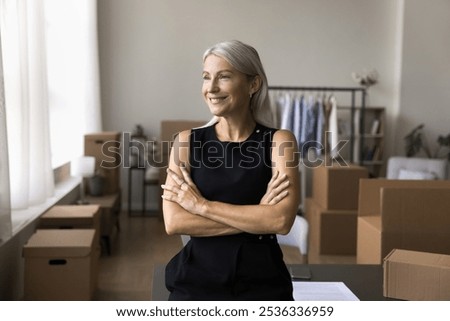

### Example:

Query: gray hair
xmin=202 ymin=40 xmax=274 ymax=128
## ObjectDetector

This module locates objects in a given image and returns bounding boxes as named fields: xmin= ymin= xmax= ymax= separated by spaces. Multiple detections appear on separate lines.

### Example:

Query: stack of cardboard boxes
xmin=357 ymin=178 xmax=450 ymax=264
xmin=305 ymin=163 xmax=368 ymax=256
xmin=84 ymin=131 xmax=121 ymax=195
xmin=23 ymin=205 xmax=101 ymax=300
xmin=356 ymin=178 xmax=450 ymax=300
xmin=84 ymin=132 xmax=122 ymax=253
xmin=22 ymin=131 xmax=122 ymax=301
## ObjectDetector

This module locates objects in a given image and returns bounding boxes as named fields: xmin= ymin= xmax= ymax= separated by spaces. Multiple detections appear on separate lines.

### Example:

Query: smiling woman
xmin=161 ymin=40 xmax=300 ymax=301
xmin=201 ymin=55 xmax=257 ymax=132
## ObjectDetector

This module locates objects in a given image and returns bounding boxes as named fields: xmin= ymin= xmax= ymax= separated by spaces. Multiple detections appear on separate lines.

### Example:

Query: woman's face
xmin=202 ymin=54 xmax=253 ymax=119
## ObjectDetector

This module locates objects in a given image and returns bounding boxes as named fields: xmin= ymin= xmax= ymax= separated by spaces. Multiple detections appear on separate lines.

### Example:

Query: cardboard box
xmin=159 ymin=120 xmax=206 ymax=164
xmin=39 ymin=205 xmax=101 ymax=248
xmin=383 ymin=249 xmax=450 ymax=300
xmin=84 ymin=131 xmax=121 ymax=194
xmin=307 ymin=199 xmax=357 ymax=255
xmin=358 ymin=178 xmax=450 ymax=217
xmin=23 ymin=229 xmax=97 ymax=300
xmin=312 ymin=163 xmax=368 ymax=210
xmin=356 ymin=216 xmax=381 ymax=264
xmin=357 ymin=179 xmax=450 ymax=264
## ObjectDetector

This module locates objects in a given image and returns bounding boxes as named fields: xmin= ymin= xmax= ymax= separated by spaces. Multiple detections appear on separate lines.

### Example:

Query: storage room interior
xmin=1 ymin=0 xmax=450 ymax=301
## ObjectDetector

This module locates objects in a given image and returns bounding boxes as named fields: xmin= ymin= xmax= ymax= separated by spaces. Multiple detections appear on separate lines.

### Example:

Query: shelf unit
xmin=337 ymin=106 xmax=386 ymax=177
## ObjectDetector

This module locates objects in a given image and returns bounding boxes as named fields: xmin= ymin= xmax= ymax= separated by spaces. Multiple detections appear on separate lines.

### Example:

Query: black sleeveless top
xmin=189 ymin=122 xmax=275 ymax=205
xmin=165 ymin=122 xmax=294 ymax=301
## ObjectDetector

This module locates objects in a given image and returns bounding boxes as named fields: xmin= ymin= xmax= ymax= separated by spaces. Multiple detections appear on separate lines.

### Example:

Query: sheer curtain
xmin=46 ymin=0 xmax=102 ymax=168
xmin=1 ymin=0 xmax=54 ymax=210
xmin=0 ymin=36 xmax=12 ymax=242
xmin=0 ymin=0 xmax=102 ymax=227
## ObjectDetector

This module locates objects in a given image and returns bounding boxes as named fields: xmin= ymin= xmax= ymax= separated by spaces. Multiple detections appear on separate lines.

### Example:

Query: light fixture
xmin=70 ymin=156 xmax=96 ymax=204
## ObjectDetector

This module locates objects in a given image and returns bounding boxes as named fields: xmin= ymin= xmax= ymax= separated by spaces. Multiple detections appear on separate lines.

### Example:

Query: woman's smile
xmin=208 ymin=96 xmax=228 ymax=104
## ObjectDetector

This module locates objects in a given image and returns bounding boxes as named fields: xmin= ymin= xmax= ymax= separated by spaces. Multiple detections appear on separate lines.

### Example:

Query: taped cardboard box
xmin=23 ymin=229 xmax=97 ymax=300
xmin=383 ymin=249 xmax=450 ymax=300
xmin=357 ymin=179 xmax=450 ymax=264
xmin=307 ymin=198 xmax=357 ymax=255
xmin=312 ymin=163 xmax=368 ymax=210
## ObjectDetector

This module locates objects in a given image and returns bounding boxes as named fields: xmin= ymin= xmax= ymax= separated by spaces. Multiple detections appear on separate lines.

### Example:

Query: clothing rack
xmin=268 ymin=86 xmax=366 ymax=164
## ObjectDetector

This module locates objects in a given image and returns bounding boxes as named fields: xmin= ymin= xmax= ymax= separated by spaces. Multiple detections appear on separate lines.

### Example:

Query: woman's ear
xmin=250 ymin=75 xmax=262 ymax=95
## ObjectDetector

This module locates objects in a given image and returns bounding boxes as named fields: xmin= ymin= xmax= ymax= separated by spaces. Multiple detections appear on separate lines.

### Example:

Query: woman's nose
xmin=206 ymin=78 xmax=219 ymax=93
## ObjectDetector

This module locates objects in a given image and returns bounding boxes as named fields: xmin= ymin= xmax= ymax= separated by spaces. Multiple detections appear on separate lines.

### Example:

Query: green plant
xmin=404 ymin=124 xmax=450 ymax=160
xmin=437 ymin=134 xmax=450 ymax=160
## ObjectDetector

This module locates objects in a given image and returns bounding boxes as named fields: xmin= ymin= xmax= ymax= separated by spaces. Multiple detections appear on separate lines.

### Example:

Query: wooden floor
xmin=94 ymin=211 xmax=355 ymax=300
xmin=94 ymin=212 xmax=181 ymax=300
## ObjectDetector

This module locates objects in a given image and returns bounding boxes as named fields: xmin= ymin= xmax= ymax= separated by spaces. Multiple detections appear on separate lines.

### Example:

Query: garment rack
xmin=267 ymin=86 xmax=366 ymax=164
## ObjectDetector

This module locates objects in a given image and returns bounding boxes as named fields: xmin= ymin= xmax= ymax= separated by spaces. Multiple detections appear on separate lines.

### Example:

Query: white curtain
xmin=0 ymin=0 xmax=102 ymax=217
xmin=0 ymin=35 xmax=12 ymax=242
xmin=46 ymin=0 xmax=102 ymax=168
xmin=1 ymin=0 xmax=54 ymax=210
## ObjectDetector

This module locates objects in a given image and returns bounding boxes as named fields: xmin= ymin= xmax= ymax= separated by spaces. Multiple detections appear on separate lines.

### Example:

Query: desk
xmin=151 ymin=264 xmax=387 ymax=301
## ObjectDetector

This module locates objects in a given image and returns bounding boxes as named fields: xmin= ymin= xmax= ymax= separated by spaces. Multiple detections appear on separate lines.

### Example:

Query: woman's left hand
xmin=161 ymin=165 xmax=207 ymax=215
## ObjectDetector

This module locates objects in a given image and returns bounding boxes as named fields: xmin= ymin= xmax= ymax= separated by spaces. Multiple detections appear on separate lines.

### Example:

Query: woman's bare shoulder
xmin=272 ymin=129 xmax=297 ymax=145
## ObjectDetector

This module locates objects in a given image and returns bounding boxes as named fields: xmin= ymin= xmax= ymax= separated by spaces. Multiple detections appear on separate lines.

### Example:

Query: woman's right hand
xmin=260 ymin=170 xmax=290 ymax=205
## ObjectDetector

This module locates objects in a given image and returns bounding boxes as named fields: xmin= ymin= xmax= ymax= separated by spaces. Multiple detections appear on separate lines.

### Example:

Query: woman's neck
xmin=215 ymin=115 xmax=256 ymax=142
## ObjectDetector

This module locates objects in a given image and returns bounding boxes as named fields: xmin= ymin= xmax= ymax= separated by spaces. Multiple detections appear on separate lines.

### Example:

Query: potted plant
xmin=404 ymin=124 xmax=450 ymax=160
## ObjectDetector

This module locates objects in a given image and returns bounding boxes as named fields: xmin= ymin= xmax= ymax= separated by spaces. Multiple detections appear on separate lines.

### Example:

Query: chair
xmin=277 ymin=215 xmax=309 ymax=263
xmin=386 ymin=156 xmax=448 ymax=179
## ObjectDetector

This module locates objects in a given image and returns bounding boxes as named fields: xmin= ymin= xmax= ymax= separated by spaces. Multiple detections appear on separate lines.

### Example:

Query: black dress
xmin=165 ymin=122 xmax=293 ymax=300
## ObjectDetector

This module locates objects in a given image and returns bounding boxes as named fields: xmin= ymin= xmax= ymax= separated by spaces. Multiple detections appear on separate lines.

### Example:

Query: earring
xmin=249 ymin=93 xmax=253 ymax=98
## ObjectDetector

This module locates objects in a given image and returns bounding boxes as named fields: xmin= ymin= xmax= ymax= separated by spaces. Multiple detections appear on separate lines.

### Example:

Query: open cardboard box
xmin=357 ymin=179 xmax=450 ymax=264
xmin=383 ymin=249 xmax=450 ymax=300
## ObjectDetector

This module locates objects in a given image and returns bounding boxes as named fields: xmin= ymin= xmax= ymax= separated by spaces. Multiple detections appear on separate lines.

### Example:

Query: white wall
xmin=97 ymin=0 xmax=450 ymax=207
xmin=395 ymin=0 xmax=450 ymax=157
xmin=98 ymin=0 xmax=401 ymax=136
xmin=97 ymin=0 xmax=404 ymax=206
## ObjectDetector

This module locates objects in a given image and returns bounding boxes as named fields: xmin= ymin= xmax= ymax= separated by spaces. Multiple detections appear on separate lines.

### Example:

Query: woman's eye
xmin=219 ymin=75 xmax=230 ymax=79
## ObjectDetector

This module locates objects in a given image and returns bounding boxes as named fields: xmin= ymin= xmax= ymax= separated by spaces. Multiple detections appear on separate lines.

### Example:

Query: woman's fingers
xmin=267 ymin=170 xmax=279 ymax=187
xmin=167 ymin=168 xmax=184 ymax=186
xmin=161 ymin=184 xmax=181 ymax=194
xmin=269 ymin=190 xmax=289 ymax=205
xmin=162 ymin=166 xmax=206 ymax=215
xmin=179 ymin=164 xmax=195 ymax=186
xmin=265 ymin=181 xmax=289 ymax=204
xmin=261 ymin=171 xmax=290 ymax=205
xmin=270 ymin=172 xmax=287 ymax=190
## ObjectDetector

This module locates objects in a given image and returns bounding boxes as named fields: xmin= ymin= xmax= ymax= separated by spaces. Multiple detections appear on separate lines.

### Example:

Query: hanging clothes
xmin=292 ymin=95 xmax=303 ymax=148
xmin=277 ymin=92 xmax=294 ymax=132
xmin=271 ymin=89 xmax=340 ymax=158
xmin=328 ymin=95 xmax=339 ymax=158
xmin=315 ymin=95 xmax=325 ymax=156
xmin=299 ymin=95 xmax=317 ymax=156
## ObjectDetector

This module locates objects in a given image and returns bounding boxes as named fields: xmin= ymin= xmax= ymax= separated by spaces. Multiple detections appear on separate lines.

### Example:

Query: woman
xmin=161 ymin=40 xmax=300 ymax=300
